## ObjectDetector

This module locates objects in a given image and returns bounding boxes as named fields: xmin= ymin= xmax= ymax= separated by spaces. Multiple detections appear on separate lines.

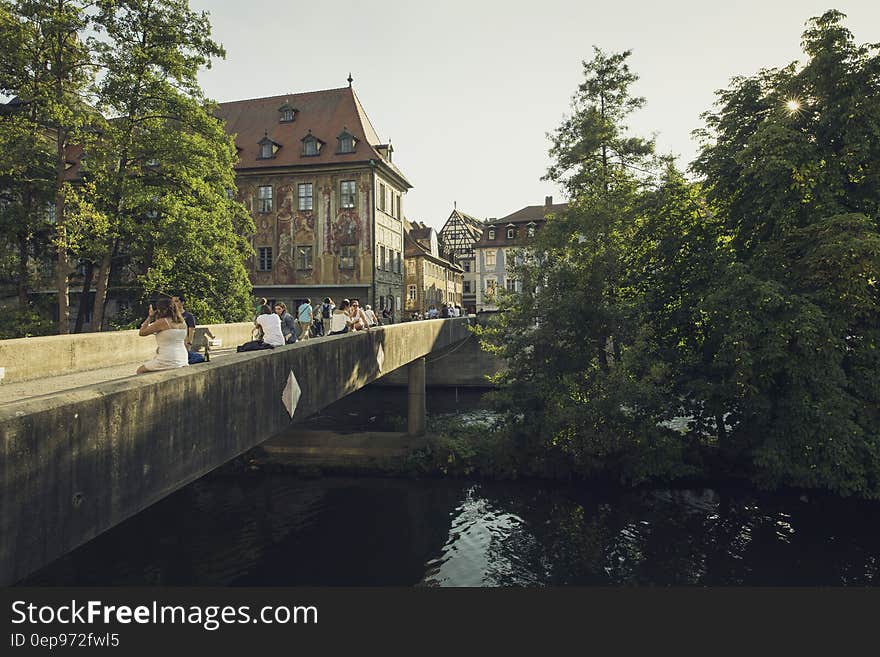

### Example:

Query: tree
xmin=692 ymin=10 xmax=880 ymax=496
xmin=0 ymin=0 xmax=97 ymax=333
xmin=62 ymin=0 xmax=253 ymax=328
xmin=478 ymin=48 xmax=688 ymax=483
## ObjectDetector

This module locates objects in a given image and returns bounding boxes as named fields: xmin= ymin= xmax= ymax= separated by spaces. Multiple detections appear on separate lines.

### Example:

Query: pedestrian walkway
xmin=0 ymin=348 xmax=237 ymax=406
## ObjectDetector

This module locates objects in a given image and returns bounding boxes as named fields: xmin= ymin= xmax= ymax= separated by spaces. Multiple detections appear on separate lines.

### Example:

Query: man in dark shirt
xmin=178 ymin=295 xmax=196 ymax=350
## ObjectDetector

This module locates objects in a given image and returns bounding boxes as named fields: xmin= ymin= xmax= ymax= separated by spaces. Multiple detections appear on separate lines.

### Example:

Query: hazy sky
xmin=190 ymin=1 xmax=878 ymax=229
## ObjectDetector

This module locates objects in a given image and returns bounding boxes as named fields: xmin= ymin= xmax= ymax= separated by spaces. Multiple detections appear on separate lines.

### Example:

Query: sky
xmin=192 ymin=1 xmax=879 ymax=229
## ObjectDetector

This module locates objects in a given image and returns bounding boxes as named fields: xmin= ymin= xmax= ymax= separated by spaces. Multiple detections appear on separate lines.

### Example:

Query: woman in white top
xmin=328 ymin=299 xmax=354 ymax=335
xmin=137 ymin=297 xmax=189 ymax=373
xmin=254 ymin=304 xmax=286 ymax=347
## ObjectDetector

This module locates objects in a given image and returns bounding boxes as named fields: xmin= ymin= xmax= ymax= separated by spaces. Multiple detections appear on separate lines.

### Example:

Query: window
xmin=257 ymin=246 xmax=273 ymax=271
xmin=298 ymin=183 xmax=313 ymax=211
xmin=301 ymin=131 xmax=323 ymax=156
xmin=339 ymin=245 xmax=356 ymax=269
xmin=406 ymin=259 xmax=415 ymax=275
xmin=278 ymin=102 xmax=296 ymax=123
xmin=340 ymin=180 xmax=356 ymax=209
xmin=257 ymin=186 xmax=273 ymax=213
xmin=506 ymin=278 xmax=517 ymax=292
xmin=378 ymin=182 xmax=386 ymax=212
xmin=396 ymin=251 xmax=401 ymax=274
xmin=485 ymin=251 xmax=496 ymax=268
xmin=463 ymin=260 xmax=471 ymax=272
xmin=485 ymin=278 xmax=496 ymax=298
xmin=296 ymin=245 xmax=313 ymax=270
xmin=463 ymin=280 xmax=471 ymax=293
xmin=488 ymin=228 xmax=495 ymax=240
xmin=395 ymin=194 xmax=401 ymax=219
xmin=260 ymin=142 xmax=273 ymax=159
xmin=407 ymin=285 xmax=417 ymax=301
xmin=337 ymin=130 xmax=356 ymax=154
xmin=45 ymin=203 xmax=56 ymax=224
xmin=379 ymin=245 xmax=386 ymax=270
xmin=527 ymin=224 xmax=536 ymax=237
xmin=507 ymin=227 xmax=515 ymax=239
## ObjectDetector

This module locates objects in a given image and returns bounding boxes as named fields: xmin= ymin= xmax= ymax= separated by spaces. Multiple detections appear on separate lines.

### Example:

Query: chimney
xmin=545 ymin=196 xmax=553 ymax=207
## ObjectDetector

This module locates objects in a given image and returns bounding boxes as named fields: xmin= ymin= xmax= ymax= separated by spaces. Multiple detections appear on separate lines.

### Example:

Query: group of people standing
xmin=253 ymin=296 xmax=383 ymax=345
xmin=410 ymin=303 xmax=463 ymax=321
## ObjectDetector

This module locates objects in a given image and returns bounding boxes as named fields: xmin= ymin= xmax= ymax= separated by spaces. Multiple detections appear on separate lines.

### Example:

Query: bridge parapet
xmin=0 ymin=322 xmax=256 ymax=384
xmin=0 ymin=318 xmax=471 ymax=585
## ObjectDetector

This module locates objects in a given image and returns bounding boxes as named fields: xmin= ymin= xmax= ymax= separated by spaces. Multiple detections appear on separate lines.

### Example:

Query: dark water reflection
xmin=22 ymin=475 xmax=880 ymax=586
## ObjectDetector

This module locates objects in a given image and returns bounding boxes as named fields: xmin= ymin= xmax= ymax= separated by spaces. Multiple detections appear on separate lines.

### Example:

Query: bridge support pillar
xmin=407 ymin=357 xmax=426 ymax=436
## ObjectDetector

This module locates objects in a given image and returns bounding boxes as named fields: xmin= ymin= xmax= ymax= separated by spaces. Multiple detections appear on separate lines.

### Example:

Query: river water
xmin=21 ymin=387 xmax=880 ymax=586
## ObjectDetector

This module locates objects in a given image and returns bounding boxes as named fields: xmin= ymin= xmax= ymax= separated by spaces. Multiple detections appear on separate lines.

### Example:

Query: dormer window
xmin=337 ymin=129 xmax=357 ymax=154
xmin=506 ymin=226 xmax=516 ymax=239
xmin=487 ymin=228 xmax=496 ymax=240
xmin=257 ymin=133 xmax=280 ymax=160
xmin=278 ymin=101 xmax=297 ymax=123
xmin=301 ymin=131 xmax=324 ymax=157
xmin=527 ymin=222 xmax=536 ymax=237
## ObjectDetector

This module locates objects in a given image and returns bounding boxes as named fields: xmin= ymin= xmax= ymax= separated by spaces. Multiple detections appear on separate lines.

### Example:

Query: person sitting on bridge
xmin=364 ymin=304 xmax=379 ymax=327
xmin=328 ymin=299 xmax=354 ymax=335
xmin=255 ymin=304 xmax=286 ymax=347
xmin=348 ymin=299 xmax=369 ymax=331
xmin=136 ymin=297 xmax=189 ymax=374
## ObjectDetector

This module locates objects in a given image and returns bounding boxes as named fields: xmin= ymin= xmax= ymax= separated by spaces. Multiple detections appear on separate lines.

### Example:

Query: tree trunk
xmin=91 ymin=249 xmax=113 ymax=332
xmin=73 ymin=261 xmax=94 ymax=333
xmin=55 ymin=117 xmax=69 ymax=333
xmin=17 ymin=231 xmax=29 ymax=309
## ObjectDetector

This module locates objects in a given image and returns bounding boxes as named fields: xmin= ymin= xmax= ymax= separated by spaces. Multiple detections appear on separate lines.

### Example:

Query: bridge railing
xmin=0 ymin=323 xmax=256 ymax=384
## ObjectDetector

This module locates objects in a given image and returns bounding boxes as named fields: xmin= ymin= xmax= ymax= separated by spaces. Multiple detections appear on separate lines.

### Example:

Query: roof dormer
xmin=336 ymin=128 xmax=358 ymax=154
xmin=301 ymin=130 xmax=325 ymax=157
xmin=278 ymin=100 xmax=298 ymax=123
xmin=257 ymin=131 xmax=281 ymax=159
xmin=376 ymin=142 xmax=393 ymax=162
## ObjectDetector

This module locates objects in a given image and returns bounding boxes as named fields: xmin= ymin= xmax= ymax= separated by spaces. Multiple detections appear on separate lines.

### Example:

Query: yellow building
xmin=403 ymin=220 xmax=463 ymax=316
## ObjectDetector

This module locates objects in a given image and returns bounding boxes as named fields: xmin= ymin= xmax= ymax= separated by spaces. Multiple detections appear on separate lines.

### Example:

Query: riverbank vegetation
xmin=475 ymin=10 xmax=880 ymax=498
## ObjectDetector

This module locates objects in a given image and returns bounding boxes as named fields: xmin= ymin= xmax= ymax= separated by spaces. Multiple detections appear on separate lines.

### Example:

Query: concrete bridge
xmin=0 ymin=317 xmax=472 ymax=585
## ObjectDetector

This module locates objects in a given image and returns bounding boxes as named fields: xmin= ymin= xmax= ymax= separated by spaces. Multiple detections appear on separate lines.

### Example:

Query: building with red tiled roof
xmin=215 ymin=82 xmax=411 ymax=319
xmin=475 ymin=196 xmax=567 ymax=310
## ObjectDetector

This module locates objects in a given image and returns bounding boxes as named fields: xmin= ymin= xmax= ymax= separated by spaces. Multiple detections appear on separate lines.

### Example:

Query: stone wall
xmin=0 ymin=323 xmax=255 ymax=384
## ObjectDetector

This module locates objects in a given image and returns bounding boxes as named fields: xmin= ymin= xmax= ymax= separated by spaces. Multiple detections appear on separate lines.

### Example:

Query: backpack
xmin=322 ymin=302 xmax=331 ymax=319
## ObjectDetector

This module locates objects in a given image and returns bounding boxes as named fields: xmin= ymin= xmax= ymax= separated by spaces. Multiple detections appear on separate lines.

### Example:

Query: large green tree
xmin=690 ymin=9 xmax=880 ymax=495
xmin=0 ymin=0 xmax=96 ymax=333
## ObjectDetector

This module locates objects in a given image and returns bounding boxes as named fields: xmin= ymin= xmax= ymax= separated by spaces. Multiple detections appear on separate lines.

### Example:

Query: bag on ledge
xmin=236 ymin=339 xmax=274 ymax=352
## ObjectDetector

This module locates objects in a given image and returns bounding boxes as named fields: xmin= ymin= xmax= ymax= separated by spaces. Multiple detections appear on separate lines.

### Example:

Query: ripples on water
xmin=23 ymin=475 xmax=880 ymax=587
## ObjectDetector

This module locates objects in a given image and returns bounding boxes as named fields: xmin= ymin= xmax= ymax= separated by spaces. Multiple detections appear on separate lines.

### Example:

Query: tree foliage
xmin=0 ymin=0 xmax=253 ymax=332
xmin=482 ymin=11 xmax=880 ymax=497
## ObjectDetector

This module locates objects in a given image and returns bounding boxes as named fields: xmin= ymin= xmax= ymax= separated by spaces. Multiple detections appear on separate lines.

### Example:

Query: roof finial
xmin=454 ymin=200 xmax=457 ymax=209
xmin=347 ymin=72 xmax=353 ymax=87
